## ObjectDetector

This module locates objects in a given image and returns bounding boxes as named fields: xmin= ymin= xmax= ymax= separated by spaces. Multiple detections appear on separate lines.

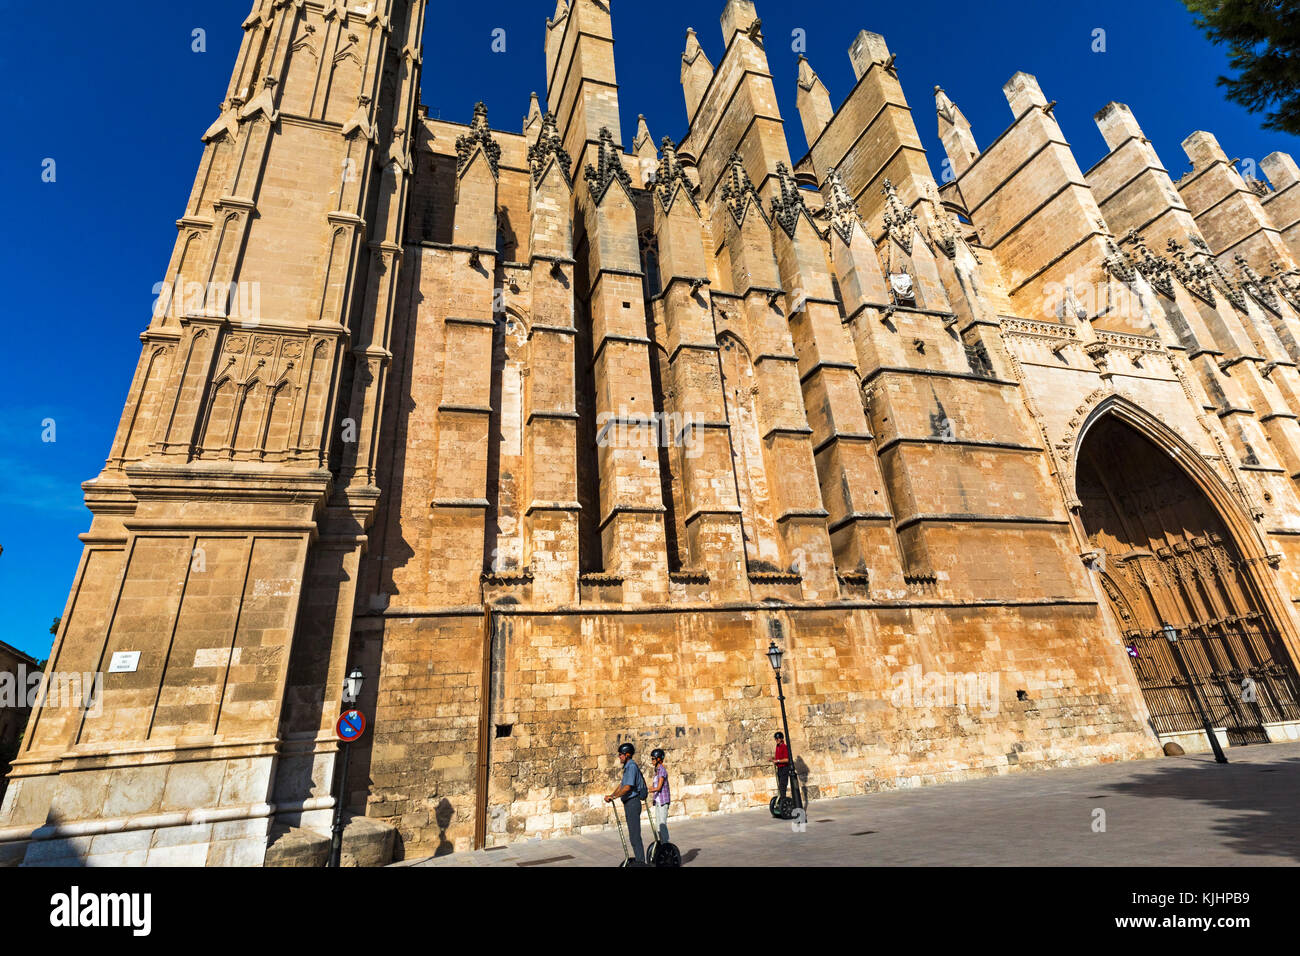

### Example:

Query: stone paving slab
xmin=398 ymin=742 xmax=1300 ymax=867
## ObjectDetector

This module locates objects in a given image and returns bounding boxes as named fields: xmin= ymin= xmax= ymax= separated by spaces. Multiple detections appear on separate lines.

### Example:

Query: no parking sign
xmin=336 ymin=709 xmax=366 ymax=743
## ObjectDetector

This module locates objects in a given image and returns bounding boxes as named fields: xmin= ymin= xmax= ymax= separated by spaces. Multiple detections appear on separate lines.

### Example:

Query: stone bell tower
xmin=0 ymin=0 xmax=427 ymax=866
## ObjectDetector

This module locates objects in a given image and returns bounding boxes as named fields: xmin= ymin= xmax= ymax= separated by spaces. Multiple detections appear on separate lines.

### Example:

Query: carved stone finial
xmin=720 ymin=152 xmax=764 ymax=226
xmin=1234 ymin=253 xmax=1279 ymax=309
xmin=654 ymin=136 xmax=697 ymax=212
xmin=769 ymin=163 xmax=810 ymax=237
xmin=455 ymin=102 xmax=501 ymax=176
xmin=922 ymin=181 xmax=964 ymax=259
xmin=583 ymin=127 xmax=632 ymax=202
xmin=1170 ymin=236 xmax=1216 ymax=304
xmin=528 ymin=111 xmax=572 ymax=186
xmin=881 ymin=179 xmax=916 ymax=250
xmin=823 ymin=167 xmax=861 ymax=245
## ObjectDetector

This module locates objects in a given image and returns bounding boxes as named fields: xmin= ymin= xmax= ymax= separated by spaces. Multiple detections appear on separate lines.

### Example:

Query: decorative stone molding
xmin=1001 ymin=317 xmax=1078 ymax=340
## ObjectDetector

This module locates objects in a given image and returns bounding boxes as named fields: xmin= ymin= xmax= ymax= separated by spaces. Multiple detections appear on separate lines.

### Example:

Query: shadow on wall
xmin=17 ymin=809 xmax=88 ymax=868
xmin=794 ymin=755 xmax=814 ymax=805
xmin=433 ymin=798 xmax=456 ymax=857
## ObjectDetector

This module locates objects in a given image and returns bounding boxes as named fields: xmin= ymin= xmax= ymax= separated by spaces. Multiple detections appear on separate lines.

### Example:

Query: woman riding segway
xmin=644 ymin=748 xmax=681 ymax=867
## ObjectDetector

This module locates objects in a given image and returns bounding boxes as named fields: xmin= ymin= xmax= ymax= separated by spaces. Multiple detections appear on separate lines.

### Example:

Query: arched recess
xmin=1074 ymin=398 xmax=1300 ymax=745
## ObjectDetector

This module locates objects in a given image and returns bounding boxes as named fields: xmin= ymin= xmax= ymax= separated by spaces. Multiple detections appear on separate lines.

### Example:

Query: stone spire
xmin=681 ymin=28 xmax=714 ymax=123
xmin=721 ymin=0 xmax=761 ymax=46
xmin=796 ymin=56 xmax=834 ymax=148
xmin=634 ymin=114 xmax=654 ymax=155
xmin=935 ymin=86 xmax=978 ymax=178
xmin=524 ymin=91 xmax=543 ymax=145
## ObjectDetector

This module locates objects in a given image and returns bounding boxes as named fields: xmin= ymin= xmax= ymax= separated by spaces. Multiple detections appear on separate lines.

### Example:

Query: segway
xmin=769 ymin=766 xmax=799 ymax=819
xmin=609 ymin=801 xmax=647 ymax=867
xmin=768 ymin=795 xmax=796 ymax=819
xmin=644 ymin=799 xmax=682 ymax=867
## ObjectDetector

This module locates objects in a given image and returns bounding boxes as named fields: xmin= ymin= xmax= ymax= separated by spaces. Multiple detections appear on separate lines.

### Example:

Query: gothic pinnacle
xmin=935 ymin=85 xmax=979 ymax=178
xmin=797 ymin=55 xmax=820 ymax=92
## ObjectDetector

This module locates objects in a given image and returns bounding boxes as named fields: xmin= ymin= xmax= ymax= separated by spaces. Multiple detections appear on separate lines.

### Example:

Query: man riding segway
xmin=768 ymin=731 xmax=798 ymax=819
xmin=605 ymin=742 xmax=648 ymax=866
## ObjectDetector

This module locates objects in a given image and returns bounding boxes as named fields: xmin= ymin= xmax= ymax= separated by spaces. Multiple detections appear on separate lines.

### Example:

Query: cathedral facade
xmin=5 ymin=0 xmax=1300 ymax=865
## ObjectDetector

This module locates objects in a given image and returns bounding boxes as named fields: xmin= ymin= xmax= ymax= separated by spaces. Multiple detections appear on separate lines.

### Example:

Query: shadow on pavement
xmin=1101 ymin=754 xmax=1300 ymax=863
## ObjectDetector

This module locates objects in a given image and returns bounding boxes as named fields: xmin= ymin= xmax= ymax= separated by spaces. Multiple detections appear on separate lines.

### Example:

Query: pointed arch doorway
xmin=1076 ymin=412 xmax=1300 ymax=746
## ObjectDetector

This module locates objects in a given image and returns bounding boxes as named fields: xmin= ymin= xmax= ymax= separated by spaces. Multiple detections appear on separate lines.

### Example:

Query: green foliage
xmin=1182 ymin=0 xmax=1300 ymax=135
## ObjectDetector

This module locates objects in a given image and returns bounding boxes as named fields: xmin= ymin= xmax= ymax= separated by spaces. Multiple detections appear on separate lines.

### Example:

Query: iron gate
xmin=1125 ymin=620 xmax=1300 ymax=745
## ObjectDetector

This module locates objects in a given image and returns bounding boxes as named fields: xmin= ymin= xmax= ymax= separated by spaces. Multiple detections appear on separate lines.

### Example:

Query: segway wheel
xmin=774 ymin=796 xmax=796 ymax=820
xmin=768 ymin=796 xmax=782 ymax=818
xmin=653 ymin=842 xmax=682 ymax=867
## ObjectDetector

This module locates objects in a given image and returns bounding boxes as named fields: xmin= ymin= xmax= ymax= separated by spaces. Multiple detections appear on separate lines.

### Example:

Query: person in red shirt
xmin=773 ymin=731 xmax=792 ymax=802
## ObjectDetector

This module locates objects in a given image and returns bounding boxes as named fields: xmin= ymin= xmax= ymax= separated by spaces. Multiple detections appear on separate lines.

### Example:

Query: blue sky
xmin=1 ymin=0 xmax=1297 ymax=659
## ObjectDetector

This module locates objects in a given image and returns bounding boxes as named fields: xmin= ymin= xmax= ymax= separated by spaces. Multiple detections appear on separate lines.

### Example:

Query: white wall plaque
xmin=108 ymin=651 xmax=140 ymax=674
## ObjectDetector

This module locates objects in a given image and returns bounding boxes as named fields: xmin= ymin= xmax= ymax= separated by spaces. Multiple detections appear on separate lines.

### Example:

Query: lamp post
xmin=329 ymin=665 xmax=365 ymax=868
xmin=1161 ymin=623 xmax=1227 ymax=764
xmin=766 ymin=641 xmax=803 ymax=812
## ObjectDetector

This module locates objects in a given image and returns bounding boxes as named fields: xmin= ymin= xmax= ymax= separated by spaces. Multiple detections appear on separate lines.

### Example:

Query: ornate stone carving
xmin=654 ymin=136 xmax=697 ymax=212
xmin=881 ymin=179 xmax=917 ymax=251
xmin=769 ymin=162 xmax=810 ymax=237
xmin=527 ymin=111 xmax=571 ymax=187
xmin=1166 ymin=237 xmax=1218 ymax=305
xmin=720 ymin=152 xmax=764 ymax=226
xmin=455 ymin=102 xmax=501 ymax=177
xmin=583 ymin=127 xmax=633 ymax=203
xmin=1110 ymin=231 xmax=1176 ymax=299
xmin=822 ymin=166 xmax=861 ymax=245
xmin=1234 ymin=254 xmax=1279 ymax=310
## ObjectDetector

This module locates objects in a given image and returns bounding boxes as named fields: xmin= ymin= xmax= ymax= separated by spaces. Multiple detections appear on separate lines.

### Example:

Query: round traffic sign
xmin=336 ymin=709 xmax=366 ymax=742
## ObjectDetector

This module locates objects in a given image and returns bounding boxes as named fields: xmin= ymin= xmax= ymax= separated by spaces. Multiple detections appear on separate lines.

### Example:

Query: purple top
xmin=653 ymin=765 xmax=670 ymax=806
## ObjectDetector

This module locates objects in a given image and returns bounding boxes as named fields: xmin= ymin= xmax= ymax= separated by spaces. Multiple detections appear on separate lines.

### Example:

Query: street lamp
xmin=329 ymin=665 xmax=365 ymax=868
xmin=1161 ymin=623 xmax=1228 ymax=765
xmin=766 ymin=640 xmax=803 ymax=813
xmin=343 ymin=665 xmax=363 ymax=704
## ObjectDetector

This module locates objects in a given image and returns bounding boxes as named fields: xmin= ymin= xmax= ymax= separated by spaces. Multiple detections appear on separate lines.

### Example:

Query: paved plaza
xmin=399 ymin=742 xmax=1300 ymax=867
